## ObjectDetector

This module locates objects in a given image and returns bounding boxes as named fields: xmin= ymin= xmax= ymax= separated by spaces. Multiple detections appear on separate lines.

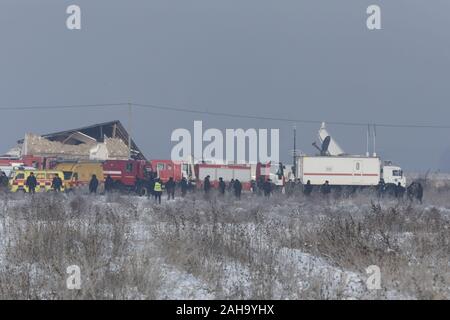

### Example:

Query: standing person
xmin=303 ymin=180 xmax=313 ymax=196
xmin=263 ymin=179 xmax=272 ymax=197
xmin=377 ymin=179 xmax=385 ymax=199
xmin=0 ymin=170 xmax=8 ymax=190
xmin=105 ymin=175 xmax=114 ymax=193
xmin=416 ymin=182 xmax=423 ymax=204
xmin=203 ymin=175 xmax=211 ymax=195
xmin=286 ymin=179 xmax=295 ymax=197
xmin=180 ymin=177 xmax=188 ymax=197
xmin=233 ymin=179 xmax=242 ymax=200
xmin=250 ymin=180 xmax=257 ymax=194
xmin=257 ymin=176 xmax=264 ymax=196
xmin=89 ymin=174 xmax=99 ymax=194
xmin=166 ymin=177 xmax=176 ymax=200
xmin=407 ymin=182 xmax=416 ymax=202
xmin=320 ymin=180 xmax=331 ymax=195
xmin=218 ymin=177 xmax=226 ymax=195
xmin=26 ymin=172 xmax=37 ymax=194
xmin=188 ymin=179 xmax=195 ymax=193
xmin=51 ymin=173 xmax=63 ymax=192
xmin=147 ymin=175 xmax=155 ymax=199
xmin=228 ymin=179 xmax=235 ymax=192
xmin=153 ymin=178 xmax=162 ymax=204
xmin=395 ymin=182 xmax=405 ymax=199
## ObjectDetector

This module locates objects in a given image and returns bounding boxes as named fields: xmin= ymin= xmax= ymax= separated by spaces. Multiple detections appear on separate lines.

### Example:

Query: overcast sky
xmin=1 ymin=0 xmax=450 ymax=172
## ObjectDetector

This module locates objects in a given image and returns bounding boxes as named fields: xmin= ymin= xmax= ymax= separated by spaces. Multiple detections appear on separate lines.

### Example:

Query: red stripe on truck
xmin=304 ymin=173 xmax=378 ymax=176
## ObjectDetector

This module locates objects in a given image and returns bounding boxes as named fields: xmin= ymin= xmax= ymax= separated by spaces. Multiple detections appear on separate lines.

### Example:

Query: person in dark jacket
xmin=147 ymin=176 xmax=155 ymax=199
xmin=166 ymin=177 xmax=176 ymax=200
xmin=257 ymin=176 xmax=264 ymax=196
xmin=26 ymin=172 xmax=37 ymax=194
xmin=263 ymin=179 xmax=272 ymax=197
xmin=228 ymin=179 xmax=235 ymax=192
xmin=407 ymin=182 xmax=416 ymax=202
xmin=407 ymin=181 xmax=424 ymax=204
xmin=180 ymin=177 xmax=188 ymax=197
xmin=416 ymin=182 xmax=423 ymax=204
xmin=218 ymin=177 xmax=226 ymax=195
xmin=51 ymin=173 xmax=63 ymax=192
xmin=204 ymin=175 xmax=211 ymax=195
xmin=395 ymin=182 xmax=405 ymax=199
xmin=285 ymin=179 xmax=295 ymax=197
xmin=377 ymin=179 xmax=385 ymax=199
xmin=320 ymin=181 xmax=331 ymax=195
xmin=105 ymin=175 xmax=114 ymax=193
xmin=303 ymin=180 xmax=313 ymax=196
xmin=250 ymin=180 xmax=257 ymax=194
xmin=89 ymin=174 xmax=99 ymax=194
xmin=0 ymin=170 xmax=8 ymax=190
xmin=233 ymin=179 xmax=242 ymax=199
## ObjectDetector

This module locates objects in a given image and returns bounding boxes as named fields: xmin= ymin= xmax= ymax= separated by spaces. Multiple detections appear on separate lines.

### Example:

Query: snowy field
xmin=0 ymin=182 xmax=449 ymax=300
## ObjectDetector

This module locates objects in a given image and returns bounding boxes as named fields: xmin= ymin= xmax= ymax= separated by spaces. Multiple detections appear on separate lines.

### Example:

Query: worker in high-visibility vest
xmin=153 ymin=178 xmax=162 ymax=204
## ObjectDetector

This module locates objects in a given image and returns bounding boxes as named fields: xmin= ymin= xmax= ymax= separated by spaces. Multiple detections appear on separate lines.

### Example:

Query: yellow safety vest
xmin=154 ymin=182 xmax=162 ymax=192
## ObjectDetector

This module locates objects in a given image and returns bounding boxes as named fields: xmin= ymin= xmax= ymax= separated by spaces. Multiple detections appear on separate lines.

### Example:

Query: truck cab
xmin=381 ymin=163 xmax=406 ymax=187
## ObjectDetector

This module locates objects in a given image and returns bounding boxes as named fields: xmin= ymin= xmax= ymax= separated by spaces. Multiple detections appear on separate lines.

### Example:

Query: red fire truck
xmin=148 ymin=159 xmax=193 ymax=183
xmin=102 ymin=159 xmax=152 ymax=195
xmin=0 ymin=155 xmax=47 ymax=169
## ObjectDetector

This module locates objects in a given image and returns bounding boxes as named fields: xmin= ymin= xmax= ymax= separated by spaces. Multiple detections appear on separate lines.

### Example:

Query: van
xmin=9 ymin=170 xmax=68 ymax=193
xmin=54 ymin=162 xmax=104 ymax=189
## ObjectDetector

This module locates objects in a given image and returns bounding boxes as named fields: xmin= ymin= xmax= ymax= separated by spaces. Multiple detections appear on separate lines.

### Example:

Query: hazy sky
xmin=1 ymin=0 xmax=450 ymax=172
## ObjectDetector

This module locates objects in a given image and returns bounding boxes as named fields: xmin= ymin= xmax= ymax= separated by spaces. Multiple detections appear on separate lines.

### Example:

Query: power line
xmin=1 ymin=101 xmax=450 ymax=129
xmin=132 ymin=102 xmax=450 ymax=129
xmin=0 ymin=103 xmax=128 ymax=111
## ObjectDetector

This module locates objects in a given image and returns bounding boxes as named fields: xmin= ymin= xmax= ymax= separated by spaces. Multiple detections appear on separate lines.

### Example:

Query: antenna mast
xmin=128 ymin=102 xmax=132 ymax=159
xmin=373 ymin=124 xmax=377 ymax=157
xmin=293 ymin=125 xmax=297 ymax=178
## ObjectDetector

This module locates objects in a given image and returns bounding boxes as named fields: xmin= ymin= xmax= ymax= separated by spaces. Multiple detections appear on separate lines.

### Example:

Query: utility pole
xmin=128 ymin=102 xmax=132 ymax=159
xmin=366 ymin=124 xmax=370 ymax=157
xmin=293 ymin=125 xmax=297 ymax=178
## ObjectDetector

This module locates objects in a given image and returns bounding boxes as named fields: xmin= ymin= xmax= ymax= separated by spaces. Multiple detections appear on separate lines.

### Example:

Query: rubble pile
xmin=104 ymin=137 xmax=129 ymax=159
xmin=21 ymin=133 xmax=130 ymax=160
xmin=23 ymin=133 xmax=94 ymax=158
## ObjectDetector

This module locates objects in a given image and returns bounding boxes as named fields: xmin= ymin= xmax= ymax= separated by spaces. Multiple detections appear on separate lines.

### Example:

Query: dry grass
xmin=0 ymin=185 xmax=449 ymax=299
xmin=149 ymin=188 xmax=450 ymax=299
xmin=0 ymin=193 xmax=161 ymax=299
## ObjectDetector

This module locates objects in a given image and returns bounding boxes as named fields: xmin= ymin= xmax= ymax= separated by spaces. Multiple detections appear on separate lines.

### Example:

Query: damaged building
xmin=7 ymin=120 xmax=146 ymax=161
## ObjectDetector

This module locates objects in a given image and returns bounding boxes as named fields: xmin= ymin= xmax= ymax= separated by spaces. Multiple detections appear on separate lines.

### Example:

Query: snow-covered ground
xmin=0 ymin=185 xmax=449 ymax=300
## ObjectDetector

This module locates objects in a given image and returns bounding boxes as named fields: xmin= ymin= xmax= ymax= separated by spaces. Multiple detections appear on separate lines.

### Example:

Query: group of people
xmin=207 ymin=176 xmax=243 ymax=199
xmin=144 ymin=175 xmax=248 ymax=204
xmin=2 ymin=168 xmax=425 ymax=204
xmin=146 ymin=176 xmax=183 ymax=204
xmin=377 ymin=179 xmax=423 ymax=203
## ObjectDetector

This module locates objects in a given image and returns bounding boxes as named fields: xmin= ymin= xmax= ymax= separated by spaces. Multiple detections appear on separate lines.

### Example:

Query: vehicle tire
xmin=137 ymin=185 xmax=147 ymax=197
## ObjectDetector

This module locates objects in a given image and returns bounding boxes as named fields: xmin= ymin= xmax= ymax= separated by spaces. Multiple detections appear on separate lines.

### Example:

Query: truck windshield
xmin=392 ymin=170 xmax=403 ymax=177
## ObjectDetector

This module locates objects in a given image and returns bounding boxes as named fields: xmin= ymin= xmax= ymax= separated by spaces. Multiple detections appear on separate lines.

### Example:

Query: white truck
xmin=296 ymin=123 xmax=406 ymax=188
xmin=195 ymin=163 xmax=253 ymax=190
xmin=297 ymin=155 xmax=405 ymax=187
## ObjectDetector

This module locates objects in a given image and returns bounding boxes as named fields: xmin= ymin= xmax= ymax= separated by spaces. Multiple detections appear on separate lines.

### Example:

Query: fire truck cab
xmin=102 ymin=160 xmax=150 ymax=195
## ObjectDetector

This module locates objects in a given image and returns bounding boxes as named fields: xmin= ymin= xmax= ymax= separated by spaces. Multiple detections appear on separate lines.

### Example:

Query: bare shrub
xmin=0 ymin=194 xmax=161 ymax=299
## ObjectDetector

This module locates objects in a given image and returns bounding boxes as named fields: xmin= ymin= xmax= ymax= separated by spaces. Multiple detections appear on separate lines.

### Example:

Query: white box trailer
xmin=297 ymin=155 xmax=381 ymax=186
xmin=195 ymin=164 xmax=253 ymax=190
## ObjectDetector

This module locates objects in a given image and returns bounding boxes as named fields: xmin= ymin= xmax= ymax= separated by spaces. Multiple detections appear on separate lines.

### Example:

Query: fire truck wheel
xmin=137 ymin=185 xmax=147 ymax=197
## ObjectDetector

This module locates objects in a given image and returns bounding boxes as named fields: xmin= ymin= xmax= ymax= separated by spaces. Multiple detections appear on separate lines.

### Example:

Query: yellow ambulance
xmin=9 ymin=169 xmax=68 ymax=193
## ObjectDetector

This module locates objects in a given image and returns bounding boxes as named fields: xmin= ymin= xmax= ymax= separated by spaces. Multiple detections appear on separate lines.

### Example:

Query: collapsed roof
xmin=17 ymin=120 xmax=146 ymax=160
